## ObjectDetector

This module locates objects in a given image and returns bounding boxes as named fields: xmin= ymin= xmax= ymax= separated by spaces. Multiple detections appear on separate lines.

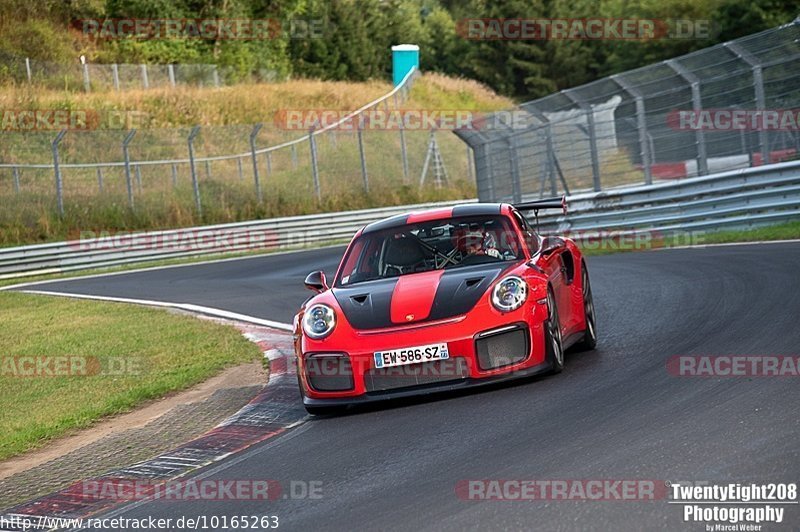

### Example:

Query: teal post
xmin=392 ymin=44 xmax=420 ymax=86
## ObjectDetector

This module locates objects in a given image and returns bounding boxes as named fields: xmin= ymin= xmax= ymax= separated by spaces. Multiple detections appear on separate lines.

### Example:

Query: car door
xmin=511 ymin=209 xmax=572 ymax=333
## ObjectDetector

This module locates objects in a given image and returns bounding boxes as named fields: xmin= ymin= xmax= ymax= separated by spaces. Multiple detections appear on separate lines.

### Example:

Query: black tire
xmin=575 ymin=262 xmax=597 ymax=351
xmin=544 ymin=286 xmax=565 ymax=373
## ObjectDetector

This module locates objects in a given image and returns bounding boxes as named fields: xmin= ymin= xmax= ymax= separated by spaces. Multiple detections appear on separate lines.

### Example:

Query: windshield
xmin=337 ymin=215 xmax=522 ymax=286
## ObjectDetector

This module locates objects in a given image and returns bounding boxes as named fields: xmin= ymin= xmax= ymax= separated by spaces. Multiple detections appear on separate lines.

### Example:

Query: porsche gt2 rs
xmin=293 ymin=200 xmax=597 ymax=415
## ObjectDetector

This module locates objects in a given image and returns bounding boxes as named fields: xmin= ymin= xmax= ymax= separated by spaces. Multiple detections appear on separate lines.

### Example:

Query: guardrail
xmin=0 ymin=199 xmax=473 ymax=279
xmin=535 ymin=160 xmax=800 ymax=234
xmin=1 ymin=160 xmax=798 ymax=280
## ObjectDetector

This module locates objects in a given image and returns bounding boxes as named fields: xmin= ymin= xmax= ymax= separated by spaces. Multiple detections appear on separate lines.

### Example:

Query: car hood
xmin=331 ymin=263 xmax=510 ymax=330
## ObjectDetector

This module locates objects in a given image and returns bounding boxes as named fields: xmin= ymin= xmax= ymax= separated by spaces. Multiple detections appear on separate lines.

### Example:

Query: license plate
xmin=374 ymin=343 xmax=449 ymax=369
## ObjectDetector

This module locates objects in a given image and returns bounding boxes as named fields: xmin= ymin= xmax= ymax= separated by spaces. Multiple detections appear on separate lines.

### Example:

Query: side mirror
xmin=540 ymin=236 xmax=566 ymax=256
xmin=304 ymin=270 xmax=328 ymax=293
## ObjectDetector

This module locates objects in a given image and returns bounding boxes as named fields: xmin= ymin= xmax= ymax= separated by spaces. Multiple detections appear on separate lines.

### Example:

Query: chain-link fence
xmin=455 ymin=19 xmax=800 ymax=202
xmin=0 ymin=54 xmax=277 ymax=91
xmin=0 ymin=68 xmax=476 ymax=236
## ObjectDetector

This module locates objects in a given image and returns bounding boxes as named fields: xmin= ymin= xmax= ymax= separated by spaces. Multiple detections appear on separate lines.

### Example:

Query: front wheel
xmin=575 ymin=262 xmax=597 ymax=351
xmin=544 ymin=286 xmax=565 ymax=373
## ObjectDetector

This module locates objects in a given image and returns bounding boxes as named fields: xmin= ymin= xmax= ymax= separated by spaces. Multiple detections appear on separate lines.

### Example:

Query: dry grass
xmin=0 ymin=73 xmax=512 ymax=246
xmin=0 ymin=74 xmax=512 ymax=128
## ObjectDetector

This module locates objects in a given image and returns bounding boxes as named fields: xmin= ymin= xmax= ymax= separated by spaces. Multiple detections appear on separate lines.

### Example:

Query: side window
xmin=338 ymin=239 xmax=365 ymax=284
xmin=511 ymin=210 xmax=539 ymax=255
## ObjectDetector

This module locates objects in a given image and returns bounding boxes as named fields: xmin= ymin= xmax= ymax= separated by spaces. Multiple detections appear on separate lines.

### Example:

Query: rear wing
xmin=513 ymin=196 xmax=567 ymax=231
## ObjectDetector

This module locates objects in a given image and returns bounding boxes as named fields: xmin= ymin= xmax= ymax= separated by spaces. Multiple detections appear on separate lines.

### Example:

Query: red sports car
xmin=293 ymin=200 xmax=597 ymax=415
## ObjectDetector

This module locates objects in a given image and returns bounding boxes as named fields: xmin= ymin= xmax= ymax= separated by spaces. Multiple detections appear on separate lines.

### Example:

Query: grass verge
xmin=699 ymin=220 xmax=800 ymax=245
xmin=0 ymin=291 xmax=262 ymax=461
xmin=579 ymin=221 xmax=800 ymax=256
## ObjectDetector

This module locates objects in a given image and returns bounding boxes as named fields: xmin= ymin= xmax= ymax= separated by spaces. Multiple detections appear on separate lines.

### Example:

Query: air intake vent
xmin=305 ymin=354 xmax=354 ymax=392
xmin=475 ymin=325 xmax=530 ymax=370
xmin=350 ymin=294 xmax=369 ymax=304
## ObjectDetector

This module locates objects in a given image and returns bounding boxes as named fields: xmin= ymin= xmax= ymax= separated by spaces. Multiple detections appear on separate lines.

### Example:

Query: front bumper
xmin=298 ymin=302 xmax=550 ymax=405
xmin=301 ymin=359 xmax=552 ymax=407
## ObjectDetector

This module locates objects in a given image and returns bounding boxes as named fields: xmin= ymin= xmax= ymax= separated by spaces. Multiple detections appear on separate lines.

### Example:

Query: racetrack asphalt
xmin=10 ymin=242 xmax=800 ymax=530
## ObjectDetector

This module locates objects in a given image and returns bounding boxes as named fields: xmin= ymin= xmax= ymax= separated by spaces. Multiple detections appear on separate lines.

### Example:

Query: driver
xmin=454 ymin=225 xmax=502 ymax=259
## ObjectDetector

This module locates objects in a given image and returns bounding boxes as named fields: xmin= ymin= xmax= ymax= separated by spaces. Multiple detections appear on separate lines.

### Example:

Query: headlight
xmin=303 ymin=304 xmax=336 ymax=339
xmin=491 ymin=276 xmax=528 ymax=312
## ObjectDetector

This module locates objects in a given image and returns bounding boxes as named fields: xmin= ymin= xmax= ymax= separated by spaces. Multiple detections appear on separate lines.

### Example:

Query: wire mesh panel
xmin=5 ymin=58 xmax=248 ymax=91
xmin=455 ymin=20 xmax=800 ymax=202
xmin=0 ymin=69 xmax=431 ymax=242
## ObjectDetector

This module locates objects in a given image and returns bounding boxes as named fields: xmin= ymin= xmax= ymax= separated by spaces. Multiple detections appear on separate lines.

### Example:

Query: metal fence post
xmin=212 ymin=67 xmax=220 ymax=87
xmin=25 ymin=57 xmax=32 ymax=83
xmin=12 ymin=167 xmax=20 ymax=194
xmin=634 ymin=96 xmax=652 ymax=184
xmin=562 ymin=90 xmax=603 ymax=191
xmin=140 ymin=64 xmax=149 ymax=89
xmin=526 ymin=106 xmax=560 ymax=196
xmin=122 ymin=129 xmax=136 ymax=209
xmin=51 ymin=129 xmax=67 ymax=217
xmin=265 ymin=151 xmax=272 ymax=177
xmin=237 ymin=157 xmax=243 ymax=180
xmin=168 ymin=64 xmax=176 ymax=87
xmin=171 ymin=163 xmax=178 ymax=187
xmin=96 ymin=167 xmax=104 ymax=193
xmin=666 ymin=59 xmax=708 ymax=176
xmin=205 ymin=160 xmax=211 ymax=179
xmin=249 ymin=123 xmax=263 ymax=203
xmin=135 ymin=165 xmax=142 ymax=193
xmin=309 ymin=126 xmax=321 ymax=201
xmin=613 ymin=75 xmax=652 ymax=184
xmin=357 ymin=121 xmax=369 ymax=193
xmin=82 ymin=62 xmax=91 ymax=92
xmin=187 ymin=126 xmax=202 ymax=216
xmin=584 ymin=110 xmax=602 ymax=190
xmin=466 ymin=145 xmax=474 ymax=182
xmin=112 ymin=64 xmax=120 ymax=91
xmin=291 ymin=144 xmax=298 ymax=169
xmin=395 ymin=92 xmax=409 ymax=182
xmin=725 ymin=42 xmax=769 ymax=166
xmin=458 ymin=130 xmax=497 ymax=202
xmin=505 ymin=133 xmax=523 ymax=203
xmin=482 ymin=139 xmax=496 ymax=202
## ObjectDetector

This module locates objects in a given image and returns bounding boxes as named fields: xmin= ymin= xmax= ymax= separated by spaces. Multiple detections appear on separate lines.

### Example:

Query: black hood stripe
xmin=333 ymin=263 xmax=511 ymax=330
